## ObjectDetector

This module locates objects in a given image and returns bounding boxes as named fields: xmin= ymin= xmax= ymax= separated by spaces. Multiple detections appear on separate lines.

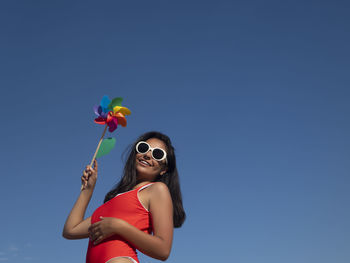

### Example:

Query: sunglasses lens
xmin=152 ymin=148 xmax=165 ymax=160
xmin=137 ymin=142 xmax=149 ymax=153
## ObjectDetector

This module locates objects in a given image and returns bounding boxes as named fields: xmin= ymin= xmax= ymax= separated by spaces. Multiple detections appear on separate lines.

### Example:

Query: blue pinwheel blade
xmin=100 ymin=95 xmax=111 ymax=112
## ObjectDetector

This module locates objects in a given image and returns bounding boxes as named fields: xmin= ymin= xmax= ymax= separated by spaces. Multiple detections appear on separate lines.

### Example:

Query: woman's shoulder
xmin=138 ymin=182 xmax=171 ymax=210
xmin=148 ymin=181 xmax=168 ymax=190
xmin=148 ymin=182 xmax=170 ymax=196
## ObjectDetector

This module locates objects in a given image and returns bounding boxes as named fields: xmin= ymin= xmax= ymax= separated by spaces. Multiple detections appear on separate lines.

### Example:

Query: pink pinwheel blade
xmin=108 ymin=118 xmax=118 ymax=132
xmin=112 ymin=116 xmax=118 ymax=127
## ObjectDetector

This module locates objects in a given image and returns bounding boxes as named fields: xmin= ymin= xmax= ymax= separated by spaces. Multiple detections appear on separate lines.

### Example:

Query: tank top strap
xmin=137 ymin=183 xmax=154 ymax=192
xmin=135 ymin=183 xmax=154 ymax=212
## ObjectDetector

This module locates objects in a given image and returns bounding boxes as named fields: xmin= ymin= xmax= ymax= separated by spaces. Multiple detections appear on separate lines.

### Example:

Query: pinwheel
xmin=93 ymin=96 xmax=131 ymax=132
xmin=81 ymin=96 xmax=131 ymax=190
xmin=91 ymin=95 xmax=131 ymax=162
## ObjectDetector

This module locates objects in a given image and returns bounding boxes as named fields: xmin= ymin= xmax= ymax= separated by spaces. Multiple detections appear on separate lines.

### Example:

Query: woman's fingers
xmin=93 ymin=159 xmax=98 ymax=172
xmin=89 ymin=222 xmax=100 ymax=232
xmin=88 ymin=219 xmax=110 ymax=245
xmin=89 ymin=228 xmax=97 ymax=239
xmin=86 ymin=165 xmax=92 ymax=173
xmin=89 ymin=221 xmax=99 ymax=230
xmin=88 ymin=224 xmax=102 ymax=243
xmin=88 ymin=222 xmax=98 ymax=235
xmin=81 ymin=162 xmax=98 ymax=189
xmin=82 ymin=170 xmax=90 ymax=183
xmin=84 ymin=165 xmax=94 ymax=177
xmin=90 ymin=229 xmax=104 ymax=245
xmin=83 ymin=170 xmax=88 ymax=178
xmin=94 ymin=235 xmax=104 ymax=245
xmin=82 ymin=168 xmax=90 ymax=189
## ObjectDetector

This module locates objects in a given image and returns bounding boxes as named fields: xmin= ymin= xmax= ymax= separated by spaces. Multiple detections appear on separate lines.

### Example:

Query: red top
xmin=86 ymin=183 xmax=154 ymax=263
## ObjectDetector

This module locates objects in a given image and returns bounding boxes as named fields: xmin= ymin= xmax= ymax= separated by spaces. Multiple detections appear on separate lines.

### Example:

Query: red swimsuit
xmin=86 ymin=184 xmax=153 ymax=263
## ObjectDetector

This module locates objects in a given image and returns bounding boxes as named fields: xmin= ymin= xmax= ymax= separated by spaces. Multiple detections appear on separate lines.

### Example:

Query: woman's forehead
xmin=146 ymin=138 xmax=167 ymax=150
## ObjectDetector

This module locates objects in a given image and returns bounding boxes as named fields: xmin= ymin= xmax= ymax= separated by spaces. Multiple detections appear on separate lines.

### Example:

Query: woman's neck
xmin=133 ymin=180 xmax=153 ymax=189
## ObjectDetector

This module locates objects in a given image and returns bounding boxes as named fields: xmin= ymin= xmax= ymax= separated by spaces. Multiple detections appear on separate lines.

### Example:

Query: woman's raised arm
xmin=62 ymin=160 xmax=98 ymax=239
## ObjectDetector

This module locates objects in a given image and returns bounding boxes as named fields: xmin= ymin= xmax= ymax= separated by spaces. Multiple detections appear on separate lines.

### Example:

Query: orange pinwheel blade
xmin=114 ymin=112 xmax=127 ymax=127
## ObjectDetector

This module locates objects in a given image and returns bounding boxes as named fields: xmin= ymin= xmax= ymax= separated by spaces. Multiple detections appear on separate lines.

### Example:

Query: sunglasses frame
xmin=135 ymin=141 xmax=167 ymax=163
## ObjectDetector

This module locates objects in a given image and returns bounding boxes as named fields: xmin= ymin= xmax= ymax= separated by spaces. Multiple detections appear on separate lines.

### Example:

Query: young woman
xmin=63 ymin=131 xmax=186 ymax=263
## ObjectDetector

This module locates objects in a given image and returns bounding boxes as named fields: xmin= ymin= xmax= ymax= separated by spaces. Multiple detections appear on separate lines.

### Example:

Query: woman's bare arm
xmin=62 ymin=191 xmax=92 ymax=239
xmin=62 ymin=161 xmax=98 ymax=239
xmin=121 ymin=182 xmax=173 ymax=260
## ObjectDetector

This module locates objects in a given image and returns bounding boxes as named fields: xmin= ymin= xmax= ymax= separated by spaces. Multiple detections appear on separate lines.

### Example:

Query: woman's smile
xmin=138 ymin=158 xmax=152 ymax=167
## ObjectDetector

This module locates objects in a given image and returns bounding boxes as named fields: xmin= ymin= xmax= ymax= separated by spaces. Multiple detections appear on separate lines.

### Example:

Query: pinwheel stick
xmin=90 ymin=124 xmax=108 ymax=166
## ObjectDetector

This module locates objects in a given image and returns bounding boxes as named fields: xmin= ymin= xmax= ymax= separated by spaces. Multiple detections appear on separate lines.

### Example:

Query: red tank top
xmin=86 ymin=183 xmax=154 ymax=263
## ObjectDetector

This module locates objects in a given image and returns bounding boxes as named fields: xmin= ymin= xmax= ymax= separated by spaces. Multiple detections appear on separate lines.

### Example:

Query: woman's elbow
xmin=62 ymin=230 xmax=72 ymax=239
xmin=157 ymin=254 xmax=169 ymax=261
xmin=158 ymin=248 xmax=171 ymax=261
xmin=159 ymin=255 xmax=169 ymax=261
xmin=62 ymin=228 xmax=77 ymax=240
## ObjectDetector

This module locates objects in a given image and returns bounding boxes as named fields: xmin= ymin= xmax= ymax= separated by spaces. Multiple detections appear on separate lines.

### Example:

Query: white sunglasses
xmin=136 ymin=141 xmax=167 ymax=162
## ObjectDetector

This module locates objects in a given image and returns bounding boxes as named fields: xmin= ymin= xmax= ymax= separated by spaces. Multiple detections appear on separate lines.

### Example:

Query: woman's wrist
xmin=80 ymin=187 xmax=94 ymax=199
xmin=113 ymin=218 xmax=128 ymax=236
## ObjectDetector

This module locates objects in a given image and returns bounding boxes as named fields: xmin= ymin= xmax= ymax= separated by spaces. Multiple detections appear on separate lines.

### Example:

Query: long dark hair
xmin=104 ymin=131 xmax=186 ymax=228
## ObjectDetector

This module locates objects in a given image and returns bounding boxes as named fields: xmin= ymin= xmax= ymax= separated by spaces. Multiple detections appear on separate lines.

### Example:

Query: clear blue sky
xmin=0 ymin=1 xmax=349 ymax=262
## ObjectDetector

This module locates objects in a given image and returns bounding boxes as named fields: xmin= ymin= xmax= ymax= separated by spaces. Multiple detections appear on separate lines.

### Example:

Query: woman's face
xmin=135 ymin=138 xmax=168 ymax=181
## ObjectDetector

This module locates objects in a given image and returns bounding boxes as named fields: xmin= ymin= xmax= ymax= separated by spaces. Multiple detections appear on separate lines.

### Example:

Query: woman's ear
xmin=160 ymin=168 xmax=167 ymax=176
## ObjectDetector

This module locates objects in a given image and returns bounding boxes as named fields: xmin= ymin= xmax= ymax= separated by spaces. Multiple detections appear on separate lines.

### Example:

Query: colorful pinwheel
xmin=93 ymin=96 xmax=131 ymax=132
xmin=82 ymin=95 xmax=131 ymax=190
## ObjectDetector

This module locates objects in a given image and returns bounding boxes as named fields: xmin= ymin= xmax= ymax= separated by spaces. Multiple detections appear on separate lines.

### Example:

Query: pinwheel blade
xmin=93 ymin=105 xmax=102 ymax=116
xmin=108 ymin=123 xmax=117 ymax=132
xmin=113 ymin=106 xmax=131 ymax=116
xmin=106 ymin=113 xmax=113 ymax=123
xmin=108 ymin=97 xmax=123 ymax=110
xmin=94 ymin=117 xmax=107 ymax=125
xmin=114 ymin=112 xmax=127 ymax=127
xmin=100 ymin=95 xmax=111 ymax=112
xmin=96 ymin=137 xmax=116 ymax=159
xmin=108 ymin=117 xmax=118 ymax=132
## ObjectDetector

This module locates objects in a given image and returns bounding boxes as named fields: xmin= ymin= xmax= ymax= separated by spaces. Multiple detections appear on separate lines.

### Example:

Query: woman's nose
xmin=143 ymin=150 xmax=152 ymax=159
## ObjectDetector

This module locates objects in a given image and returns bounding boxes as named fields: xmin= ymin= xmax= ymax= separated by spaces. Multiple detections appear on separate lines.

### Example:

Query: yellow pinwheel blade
xmin=113 ymin=106 xmax=131 ymax=115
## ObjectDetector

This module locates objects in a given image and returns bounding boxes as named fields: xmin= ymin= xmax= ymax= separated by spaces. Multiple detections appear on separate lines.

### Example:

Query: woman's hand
xmin=88 ymin=217 xmax=124 ymax=245
xmin=81 ymin=160 xmax=98 ymax=190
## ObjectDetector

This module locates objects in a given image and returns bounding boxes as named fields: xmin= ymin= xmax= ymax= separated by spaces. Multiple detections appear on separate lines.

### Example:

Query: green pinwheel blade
xmin=96 ymin=137 xmax=116 ymax=159
xmin=108 ymin=97 xmax=123 ymax=110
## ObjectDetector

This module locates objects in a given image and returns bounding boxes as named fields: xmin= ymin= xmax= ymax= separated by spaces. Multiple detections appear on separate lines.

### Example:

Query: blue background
xmin=0 ymin=1 xmax=349 ymax=262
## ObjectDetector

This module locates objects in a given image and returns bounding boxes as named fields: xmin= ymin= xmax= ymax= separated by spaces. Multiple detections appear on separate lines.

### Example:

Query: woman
xmin=63 ymin=131 xmax=186 ymax=263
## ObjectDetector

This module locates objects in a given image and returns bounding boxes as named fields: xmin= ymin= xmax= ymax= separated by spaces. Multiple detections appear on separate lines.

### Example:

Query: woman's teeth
xmin=140 ymin=160 xmax=150 ymax=166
